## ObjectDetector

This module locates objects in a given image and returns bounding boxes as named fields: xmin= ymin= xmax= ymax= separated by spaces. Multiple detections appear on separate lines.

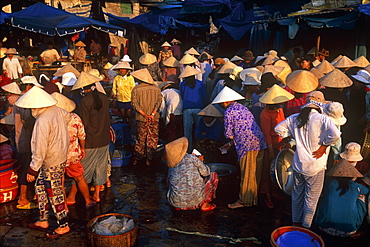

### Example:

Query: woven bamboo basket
xmin=361 ymin=131 xmax=370 ymax=160
xmin=87 ymin=213 xmax=138 ymax=247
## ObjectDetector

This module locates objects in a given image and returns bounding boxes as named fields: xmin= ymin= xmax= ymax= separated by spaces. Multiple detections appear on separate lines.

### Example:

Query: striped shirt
xmin=131 ymin=82 xmax=162 ymax=122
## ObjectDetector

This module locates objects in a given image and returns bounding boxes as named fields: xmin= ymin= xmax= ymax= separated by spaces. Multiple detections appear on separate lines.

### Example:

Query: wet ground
xmin=1 ymin=156 xmax=370 ymax=247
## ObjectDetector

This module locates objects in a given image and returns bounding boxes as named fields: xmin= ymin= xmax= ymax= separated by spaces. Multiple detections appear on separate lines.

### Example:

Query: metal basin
xmin=206 ymin=163 xmax=237 ymax=184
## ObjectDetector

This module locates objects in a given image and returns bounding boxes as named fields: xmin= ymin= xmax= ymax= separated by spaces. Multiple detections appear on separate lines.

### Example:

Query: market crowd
xmin=1 ymin=38 xmax=370 ymax=239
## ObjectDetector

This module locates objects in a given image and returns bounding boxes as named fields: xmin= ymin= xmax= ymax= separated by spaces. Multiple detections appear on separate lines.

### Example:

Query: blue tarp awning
xmin=105 ymin=8 xmax=208 ymax=35
xmin=7 ymin=2 xmax=124 ymax=36
xmin=358 ymin=3 xmax=370 ymax=15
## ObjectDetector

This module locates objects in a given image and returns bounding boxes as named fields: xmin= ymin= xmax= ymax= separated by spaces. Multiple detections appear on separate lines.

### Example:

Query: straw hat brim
xmin=351 ymin=74 xmax=370 ymax=84
xmin=139 ymin=54 xmax=157 ymax=65
xmin=179 ymin=54 xmax=198 ymax=65
xmin=286 ymin=70 xmax=319 ymax=93
xmin=319 ymin=69 xmax=353 ymax=88
xmin=178 ymin=66 xmax=201 ymax=78
xmin=197 ymin=104 xmax=223 ymax=117
xmin=72 ymin=72 xmax=102 ymax=90
xmin=15 ymin=86 xmax=57 ymax=108
xmin=51 ymin=92 xmax=76 ymax=112
xmin=259 ymin=84 xmax=294 ymax=104
xmin=0 ymin=134 xmax=8 ymax=143
xmin=165 ymin=137 xmax=189 ymax=168
xmin=130 ymin=68 xmax=155 ymax=85
xmin=339 ymin=152 xmax=363 ymax=162
xmin=326 ymin=160 xmax=363 ymax=177
xmin=0 ymin=112 xmax=15 ymax=125
xmin=2 ymin=82 xmax=21 ymax=95
xmin=212 ymin=86 xmax=245 ymax=104
xmin=163 ymin=57 xmax=179 ymax=67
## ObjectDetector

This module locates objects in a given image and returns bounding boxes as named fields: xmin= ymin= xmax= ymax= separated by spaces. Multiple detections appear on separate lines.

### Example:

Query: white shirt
xmin=40 ymin=49 xmax=60 ymax=65
xmin=160 ymin=88 xmax=183 ymax=125
xmin=3 ymin=57 xmax=22 ymax=79
xmin=274 ymin=110 xmax=340 ymax=176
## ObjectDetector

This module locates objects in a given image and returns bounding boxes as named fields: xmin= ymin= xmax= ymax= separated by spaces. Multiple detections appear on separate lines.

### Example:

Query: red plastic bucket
xmin=0 ymin=169 xmax=18 ymax=188
xmin=0 ymin=184 xmax=18 ymax=203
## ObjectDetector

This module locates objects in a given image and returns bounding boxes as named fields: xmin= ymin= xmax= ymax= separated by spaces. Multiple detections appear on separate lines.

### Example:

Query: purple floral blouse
xmin=224 ymin=102 xmax=267 ymax=159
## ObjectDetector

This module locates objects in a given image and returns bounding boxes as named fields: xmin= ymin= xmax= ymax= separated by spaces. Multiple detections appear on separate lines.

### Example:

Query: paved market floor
xmin=1 ymin=157 xmax=370 ymax=247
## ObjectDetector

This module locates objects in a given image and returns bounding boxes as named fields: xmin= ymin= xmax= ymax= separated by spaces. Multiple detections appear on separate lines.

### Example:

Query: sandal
xmin=16 ymin=202 xmax=38 ymax=210
xmin=46 ymin=230 xmax=69 ymax=238
xmin=85 ymin=200 xmax=97 ymax=209
xmin=201 ymin=204 xmax=217 ymax=212
xmin=28 ymin=222 xmax=48 ymax=231
xmin=265 ymin=199 xmax=274 ymax=209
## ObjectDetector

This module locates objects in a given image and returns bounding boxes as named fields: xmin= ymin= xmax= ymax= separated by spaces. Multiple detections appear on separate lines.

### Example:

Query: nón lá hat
xmin=212 ymin=86 xmax=245 ymax=104
xmin=161 ymin=41 xmax=171 ymax=47
xmin=331 ymin=55 xmax=343 ymax=66
xmin=178 ymin=65 xmax=201 ymax=78
xmin=333 ymin=55 xmax=358 ymax=68
xmin=274 ymin=60 xmax=292 ymax=85
xmin=286 ymin=70 xmax=319 ymax=93
xmin=184 ymin=47 xmax=200 ymax=56
xmin=103 ymin=62 xmax=113 ymax=70
xmin=61 ymin=72 xmax=77 ymax=86
xmin=326 ymin=159 xmax=363 ymax=177
xmin=15 ymin=86 xmax=57 ymax=109
xmin=72 ymin=72 xmax=101 ymax=90
xmin=197 ymin=104 xmax=223 ymax=117
xmin=315 ymin=60 xmax=335 ymax=74
xmin=165 ymin=137 xmax=188 ymax=168
xmin=353 ymin=55 xmax=370 ymax=68
xmin=218 ymin=61 xmax=237 ymax=74
xmin=230 ymin=55 xmax=243 ymax=62
xmin=0 ymin=112 xmax=15 ymax=125
xmin=240 ymin=67 xmax=261 ymax=81
xmin=262 ymin=65 xmax=284 ymax=76
xmin=130 ymin=68 xmax=155 ymax=85
xmin=242 ymin=73 xmax=261 ymax=86
xmin=163 ymin=57 xmax=179 ymax=67
xmin=171 ymin=38 xmax=181 ymax=44
xmin=51 ymin=92 xmax=76 ymax=113
xmin=88 ymin=69 xmax=104 ymax=80
xmin=53 ymin=63 xmax=80 ymax=77
xmin=0 ymin=134 xmax=8 ymax=143
xmin=139 ymin=53 xmax=157 ymax=65
xmin=75 ymin=41 xmax=86 ymax=47
xmin=319 ymin=69 xmax=353 ymax=88
xmin=179 ymin=54 xmax=198 ymax=65
xmin=259 ymin=84 xmax=294 ymax=104
xmin=310 ymin=68 xmax=324 ymax=79
xmin=2 ymin=82 xmax=21 ymax=95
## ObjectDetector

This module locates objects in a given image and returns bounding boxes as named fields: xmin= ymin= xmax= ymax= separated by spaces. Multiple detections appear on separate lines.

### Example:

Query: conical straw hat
xmin=2 ymin=82 xmax=21 ymax=94
xmin=230 ymin=55 xmax=243 ymax=62
xmin=326 ymin=159 xmax=363 ymax=178
xmin=178 ymin=66 xmax=201 ymax=78
xmin=21 ymin=74 xmax=44 ymax=88
xmin=334 ymin=56 xmax=357 ymax=68
xmin=53 ymin=63 xmax=80 ymax=77
xmin=240 ymin=67 xmax=261 ymax=81
xmin=262 ymin=65 xmax=284 ymax=76
xmin=0 ymin=112 xmax=15 ymax=125
xmin=274 ymin=60 xmax=292 ymax=84
xmin=165 ymin=137 xmax=188 ymax=168
xmin=254 ymin=55 xmax=266 ymax=65
xmin=331 ymin=55 xmax=343 ymax=65
xmin=184 ymin=47 xmax=200 ymax=56
xmin=315 ymin=60 xmax=335 ymax=74
xmin=161 ymin=41 xmax=171 ymax=47
xmin=259 ymin=84 xmax=294 ymax=104
xmin=365 ymin=64 xmax=370 ymax=74
xmin=15 ymin=86 xmax=57 ymax=108
xmin=51 ymin=92 xmax=76 ymax=112
xmin=197 ymin=104 xmax=223 ymax=117
xmin=95 ymin=82 xmax=106 ymax=95
xmin=179 ymin=54 xmax=198 ymax=65
xmin=218 ymin=61 xmax=237 ymax=74
xmin=286 ymin=70 xmax=319 ymax=93
xmin=75 ymin=41 xmax=86 ymax=47
xmin=171 ymin=38 xmax=181 ymax=44
xmin=199 ymin=52 xmax=213 ymax=61
xmin=262 ymin=55 xmax=279 ymax=65
xmin=131 ymin=68 xmax=155 ymax=85
xmin=319 ymin=69 xmax=353 ymax=88
xmin=0 ymin=134 xmax=8 ymax=143
xmin=310 ymin=68 xmax=324 ymax=79
xmin=103 ymin=62 xmax=113 ymax=69
xmin=139 ymin=53 xmax=157 ymax=65
xmin=163 ymin=57 xmax=179 ymax=67
xmin=353 ymin=55 xmax=370 ymax=68
xmin=307 ymin=46 xmax=316 ymax=55
xmin=113 ymin=61 xmax=132 ymax=70
xmin=242 ymin=73 xmax=261 ymax=86
xmin=5 ymin=48 xmax=17 ymax=55
xmin=212 ymin=86 xmax=245 ymax=104
xmin=72 ymin=72 xmax=101 ymax=90
xmin=88 ymin=69 xmax=104 ymax=80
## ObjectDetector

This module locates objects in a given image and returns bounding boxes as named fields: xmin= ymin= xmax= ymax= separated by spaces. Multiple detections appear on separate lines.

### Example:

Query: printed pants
xmin=134 ymin=120 xmax=159 ymax=160
xmin=292 ymin=169 xmax=325 ymax=228
xmin=35 ymin=163 xmax=68 ymax=228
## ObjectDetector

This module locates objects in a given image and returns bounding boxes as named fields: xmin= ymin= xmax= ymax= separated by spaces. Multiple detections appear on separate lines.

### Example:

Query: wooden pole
xmin=315 ymin=36 xmax=320 ymax=57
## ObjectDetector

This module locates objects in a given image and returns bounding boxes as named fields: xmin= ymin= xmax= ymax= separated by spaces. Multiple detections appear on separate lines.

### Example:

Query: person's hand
xmin=80 ymin=148 xmax=85 ymax=159
xmin=27 ymin=174 xmax=35 ymax=182
xmin=333 ymin=159 xmax=340 ymax=164
xmin=312 ymin=145 xmax=328 ymax=159
xmin=146 ymin=115 xmax=154 ymax=121
xmin=197 ymin=155 xmax=205 ymax=162
xmin=220 ymin=142 xmax=232 ymax=151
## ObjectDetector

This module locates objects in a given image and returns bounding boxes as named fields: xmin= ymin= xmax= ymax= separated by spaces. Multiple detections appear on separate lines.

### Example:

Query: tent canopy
xmin=7 ymin=2 xmax=124 ymax=36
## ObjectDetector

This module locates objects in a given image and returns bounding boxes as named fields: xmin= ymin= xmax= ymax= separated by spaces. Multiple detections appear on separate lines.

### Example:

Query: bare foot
xmin=17 ymin=199 xmax=30 ymax=206
xmin=55 ymin=226 xmax=70 ymax=235
xmin=228 ymin=201 xmax=246 ymax=209
xmin=35 ymin=221 xmax=49 ymax=228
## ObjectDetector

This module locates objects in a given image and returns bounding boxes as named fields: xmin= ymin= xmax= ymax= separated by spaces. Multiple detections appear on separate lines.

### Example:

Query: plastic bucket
xmin=270 ymin=226 xmax=325 ymax=247
xmin=0 ymin=184 xmax=19 ymax=203
xmin=0 ymin=169 xmax=18 ymax=188
xmin=111 ymin=151 xmax=132 ymax=167
xmin=87 ymin=213 xmax=138 ymax=247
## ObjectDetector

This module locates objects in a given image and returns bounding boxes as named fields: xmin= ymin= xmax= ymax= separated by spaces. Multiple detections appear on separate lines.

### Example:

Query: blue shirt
xmin=195 ymin=117 xmax=225 ymax=142
xmin=180 ymin=79 xmax=207 ymax=110
xmin=315 ymin=179 xmax=369 ymax=233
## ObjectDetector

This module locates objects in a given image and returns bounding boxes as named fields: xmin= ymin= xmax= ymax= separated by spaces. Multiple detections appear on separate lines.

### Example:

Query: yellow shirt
xmin=112 ymin=75 xmax=135 ymax=102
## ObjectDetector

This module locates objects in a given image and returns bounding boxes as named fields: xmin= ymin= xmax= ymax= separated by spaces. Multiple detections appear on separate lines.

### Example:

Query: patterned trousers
xmin=134 ymin=120 xmax=159 ymax=160
xmin=35 ymin=163 xmax=68 ymax=228
xmin=292 ymin=169 xmax=325 ymax=228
